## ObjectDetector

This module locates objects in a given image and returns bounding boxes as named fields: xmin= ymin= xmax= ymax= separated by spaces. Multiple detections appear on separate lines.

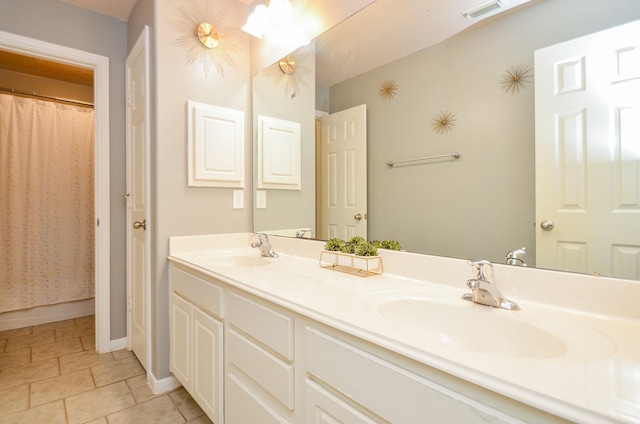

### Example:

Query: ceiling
xmin=315 ymin=0 xmax=535 ymax=87
xmin=60 ymin=0 xmax=253 ymax=22
xmin=0 ymin=49 xmax=94 ymax=86
xmin=1 ymin=0 xmax=536 ymax=88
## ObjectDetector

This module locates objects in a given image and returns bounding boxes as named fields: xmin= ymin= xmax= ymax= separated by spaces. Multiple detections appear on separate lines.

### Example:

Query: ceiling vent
xmin=463 ymin=0 xmax=505 ymax=20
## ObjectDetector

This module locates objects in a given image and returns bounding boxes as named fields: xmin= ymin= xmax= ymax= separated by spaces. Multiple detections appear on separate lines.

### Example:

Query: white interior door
xmin=535 ymin=20 xmax=640 ymax=279
xmin=126 ymin=27 xmax=151 ymax=370
xmin=318 ymin=104 xmax=367 ymax=240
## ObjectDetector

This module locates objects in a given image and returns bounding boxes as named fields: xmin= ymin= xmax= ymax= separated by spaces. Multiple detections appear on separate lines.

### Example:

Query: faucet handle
xmin=469 ymin=260 xmax=493 ymax=283
xmin=254 ymin=232 xmax=269 ymax=244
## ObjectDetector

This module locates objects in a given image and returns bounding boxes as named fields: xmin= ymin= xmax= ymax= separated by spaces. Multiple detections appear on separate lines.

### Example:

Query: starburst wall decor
xmin=379 ymin=80 xmax=398 ymax=100
xmin=501 ymin=64 xmax=532 ymax=94
xmin=172 ymin=0 xmax=240 ymax=77
xmin=432 ymin=110 xmax=457 ymax=135
xmin=261 ymin=53 xmax=311 ymax=99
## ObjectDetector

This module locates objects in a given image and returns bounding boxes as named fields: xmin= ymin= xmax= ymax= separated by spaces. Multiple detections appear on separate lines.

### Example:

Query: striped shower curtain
xmin=0 ymin=93 xmax=95 ymax=313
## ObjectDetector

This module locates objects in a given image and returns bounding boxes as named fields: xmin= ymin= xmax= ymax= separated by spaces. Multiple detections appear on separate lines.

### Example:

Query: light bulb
xmin=241 ymin=4 xmax=271 ymax=38
xmin=267 ymin=0 xmax=293 ymax=25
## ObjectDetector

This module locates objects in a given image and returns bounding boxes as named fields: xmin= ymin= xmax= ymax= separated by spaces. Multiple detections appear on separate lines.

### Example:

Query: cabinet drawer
xmin=228 ymin=328 xmax=295 ymax=411
xmin=305 ymin=379 xmax=379 ymax=424
xmin=305 ymin=327 xmax=519 ymax=424
xmin=226 ymin=372 xmax=292 ymax=424
xmin=228 ymin=291 xmax=294 ymax=361
xmin=171 ymin=265 xmax=223 ymax=319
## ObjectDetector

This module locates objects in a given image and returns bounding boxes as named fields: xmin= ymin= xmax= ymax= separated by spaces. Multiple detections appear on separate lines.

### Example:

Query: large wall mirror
xmin=253 ymin=0 xmax=640 ymax=280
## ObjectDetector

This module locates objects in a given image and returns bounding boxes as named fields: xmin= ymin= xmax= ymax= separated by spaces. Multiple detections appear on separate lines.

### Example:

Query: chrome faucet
xmin=505 ymin=247 xmax=527 ymax=266
xmin=295 ymin=229 xmax=310 ymax=238
xmin=462 ymin=260 xmax=520 ymax=310
xmin=251 ymin=233 xmax=279 ymax=258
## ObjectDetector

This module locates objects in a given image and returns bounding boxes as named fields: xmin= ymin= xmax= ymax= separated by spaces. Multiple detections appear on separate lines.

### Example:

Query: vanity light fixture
xmin=242 ymin=0 xmax=294 ymax=39
xmin=463 ymin=0 xmax=505 ymax=20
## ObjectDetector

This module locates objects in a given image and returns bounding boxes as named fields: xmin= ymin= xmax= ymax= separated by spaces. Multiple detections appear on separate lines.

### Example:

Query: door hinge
xmin=127 ymin=297 xmax=132 ymax=312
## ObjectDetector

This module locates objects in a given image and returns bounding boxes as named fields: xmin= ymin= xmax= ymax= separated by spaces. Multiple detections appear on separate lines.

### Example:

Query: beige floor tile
xmin=169 ymin=387 xmax=206 ymax=421
xmin=0 ymin=399 xmax=66 ymax=424
xmin=112 ymin=349 xmax=133 ymax=360
xmin=31 ymin=337 xmax=84 ymax=362
xmin=64 ymin=381 xmax=136 ymax=424
xmin=74 ymin=315 xmax=95 ymax=327
xmin=84 ymin=418 xmax=107 ymax=424
xmin=187 ymin=415 xmax=213 ymax=424
xmin=91 ymin=355 xmax=145 ymax=387
xmin=81 ymin=333 xmax=96 ymax=350
xmin=0 ymin=327 xmax=32 ymax=342
xmin=0 ymin=357 xmax=59 ymax=390
xmin=107 ymin=395 xmax=186 ymax=424
xmin=0 ymin=348 xmax=31 ymax=370
xmin=30 ymin=368 xmax=95 ymax=406
xmin=126 ymin=374 xmax=163 ymax=403
xmin=31 ymin=318 xmax=76 ymax=334
xmin=59 ymin=349 xmax=114 ymax=374
xmin=54 ymin=324 xmax=94 ymax=342
xmin=0 ymin=384 xmax=29 ymax=418
xmin=4 ymin=331 xmax=55 ymax=352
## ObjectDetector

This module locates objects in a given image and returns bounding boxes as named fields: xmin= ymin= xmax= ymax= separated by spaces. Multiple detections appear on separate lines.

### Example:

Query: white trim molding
xmin=148 ymin=372 xmax=182 ymax=394
xmin=0 ymin=30 xmax=111 ymax=354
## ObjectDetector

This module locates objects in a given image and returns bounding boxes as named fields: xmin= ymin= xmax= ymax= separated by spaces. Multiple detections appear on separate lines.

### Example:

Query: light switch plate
xmin=256 ymin=190 xmax=267 ymax=209
xmin=233 ymin=190 xmax=244 ymax=209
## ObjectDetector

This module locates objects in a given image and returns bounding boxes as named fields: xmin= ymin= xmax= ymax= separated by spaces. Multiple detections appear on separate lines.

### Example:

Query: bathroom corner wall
xmin=152 ymin=0 xmax=252 ymax=379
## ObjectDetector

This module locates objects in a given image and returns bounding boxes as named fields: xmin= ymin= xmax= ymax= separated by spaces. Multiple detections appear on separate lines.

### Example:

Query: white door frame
xmin=0 ymin=30 xmax=111 ymax=353
xmin=126 ymin=26 xmax=152 ymax=371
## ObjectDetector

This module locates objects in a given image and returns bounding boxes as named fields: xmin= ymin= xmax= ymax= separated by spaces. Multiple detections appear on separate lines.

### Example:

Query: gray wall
xmin=329 ymin=0 xmax=640 ymax=265
xmin=148 ymin=0 xmax=252 ymax=379
xmin=0 ymin=0 xmax=128 ymax=339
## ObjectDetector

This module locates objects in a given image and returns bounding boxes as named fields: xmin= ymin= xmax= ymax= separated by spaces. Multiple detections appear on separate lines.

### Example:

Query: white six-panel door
xmin=535 ymin=20 xmax=640 ymax=279
xmin=318 ymin=105 xmax=367 ymax=240
xmin=126 ymin=27 xmax=151 ymax=370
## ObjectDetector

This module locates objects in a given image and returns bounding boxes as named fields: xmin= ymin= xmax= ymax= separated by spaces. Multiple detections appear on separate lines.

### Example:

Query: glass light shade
xmin=241 ymin=4 xmax=271 ymax=39
xmin=267 ymin=0 xmax=293 ymax=25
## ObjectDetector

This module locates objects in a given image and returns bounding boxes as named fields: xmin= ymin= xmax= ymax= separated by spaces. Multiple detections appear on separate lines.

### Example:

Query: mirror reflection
xmin=253 ymin=0 xmax=640 ymax=280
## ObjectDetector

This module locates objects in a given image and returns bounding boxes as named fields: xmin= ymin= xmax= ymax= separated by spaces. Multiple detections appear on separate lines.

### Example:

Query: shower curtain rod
xmin=0 ymin=87 xmax=94 ymax=108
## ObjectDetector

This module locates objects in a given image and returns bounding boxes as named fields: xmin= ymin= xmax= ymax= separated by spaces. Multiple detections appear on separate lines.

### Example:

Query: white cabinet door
xmin=170 ymin=293 xmax=191 ymax=390
xmin=170 ymin=284 xmax=224 ymax=423
xmin=192 ymin=306 xmax=224 ymax=424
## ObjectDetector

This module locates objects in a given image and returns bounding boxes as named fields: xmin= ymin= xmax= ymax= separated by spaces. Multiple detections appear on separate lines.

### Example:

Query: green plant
xmin=325 ymin=238 xmax=346 ymax=252
xmin=353 ymin=242 xmax=378 ymax=256
xmin=372 ymin=239 xmax=402 ymax=251
xmin=325 ymin=237 xmax=379 ymax=256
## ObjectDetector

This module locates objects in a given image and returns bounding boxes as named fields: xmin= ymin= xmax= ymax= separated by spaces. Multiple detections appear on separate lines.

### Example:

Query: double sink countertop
xmin=168 ymin=232 xmax=640 ymax=424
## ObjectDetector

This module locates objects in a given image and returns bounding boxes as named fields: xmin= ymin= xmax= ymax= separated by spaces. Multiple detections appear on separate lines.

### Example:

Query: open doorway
xmin=0 ymin=30 xmax=111 ymax=353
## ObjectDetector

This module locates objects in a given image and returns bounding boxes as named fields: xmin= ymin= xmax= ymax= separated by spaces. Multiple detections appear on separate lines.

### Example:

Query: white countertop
xmin=168 ymin=233 xmax=640 ymax=424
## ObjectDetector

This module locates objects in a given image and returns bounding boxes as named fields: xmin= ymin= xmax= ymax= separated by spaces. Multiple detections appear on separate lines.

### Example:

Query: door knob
xmin=540 ymin=220 xmax=554 ymax=231
xmin=354 ymin=213 xmax=363 ymax=221
xmin=133 ymin=220 xmax=146 ymax=230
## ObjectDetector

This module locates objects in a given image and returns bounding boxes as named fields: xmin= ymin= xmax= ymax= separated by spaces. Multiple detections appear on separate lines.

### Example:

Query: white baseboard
xmin=110 ymin=337 xmax=128 ymax=351
xmin=0 ymin=299 xmax=95 ymax=332
xmin=148 ymin=372 xmax=181 ymax=394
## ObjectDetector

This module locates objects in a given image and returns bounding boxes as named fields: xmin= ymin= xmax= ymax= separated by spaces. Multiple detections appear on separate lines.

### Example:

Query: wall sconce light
xmin=242 ymin=0 xmax=294 ymax=39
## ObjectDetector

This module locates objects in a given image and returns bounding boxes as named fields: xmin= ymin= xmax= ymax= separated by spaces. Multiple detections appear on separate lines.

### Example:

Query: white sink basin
xmin=367 ymin=288 xmax=616 ymax=361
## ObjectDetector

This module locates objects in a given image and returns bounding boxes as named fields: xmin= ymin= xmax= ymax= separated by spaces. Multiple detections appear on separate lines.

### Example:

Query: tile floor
xmin=0 ymin=315 xmax=211 ymax=424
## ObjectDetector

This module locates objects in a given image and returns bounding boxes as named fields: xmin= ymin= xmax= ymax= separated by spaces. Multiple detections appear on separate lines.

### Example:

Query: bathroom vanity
xmin=168 ymin=233 xmax=640 ymax=424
